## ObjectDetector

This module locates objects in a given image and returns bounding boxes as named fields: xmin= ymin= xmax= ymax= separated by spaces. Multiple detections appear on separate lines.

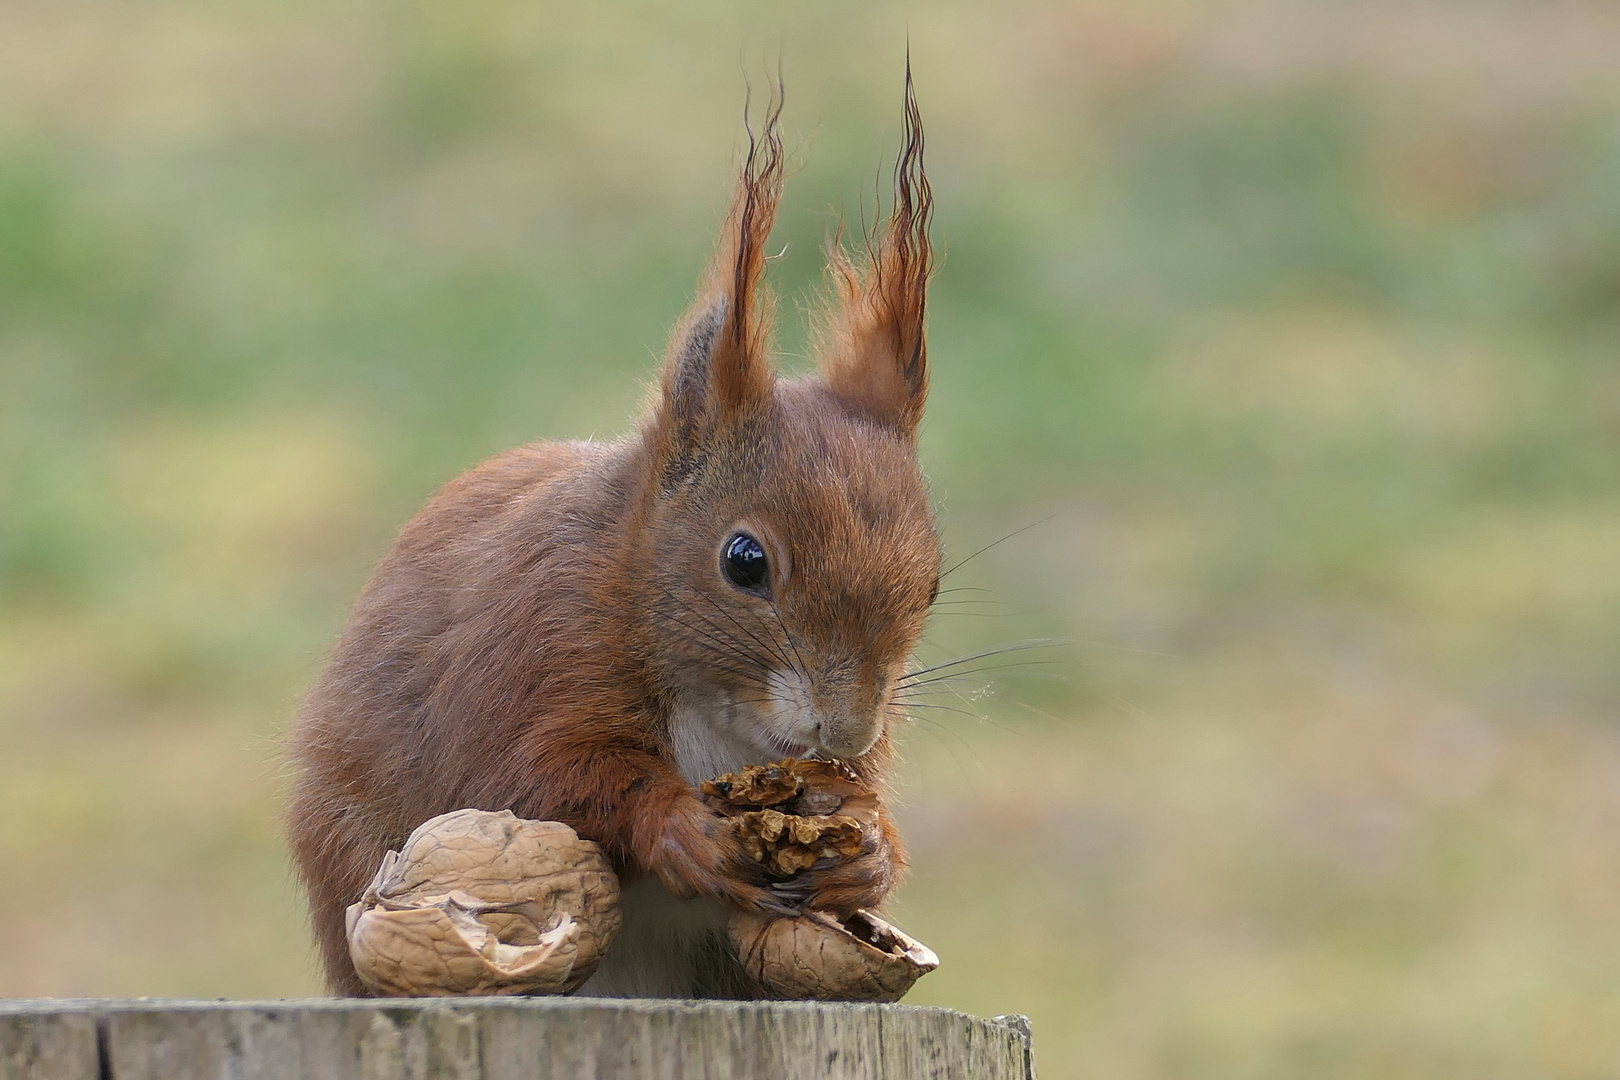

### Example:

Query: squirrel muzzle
xmin=813 ymin=708 xmax=885 ymax=760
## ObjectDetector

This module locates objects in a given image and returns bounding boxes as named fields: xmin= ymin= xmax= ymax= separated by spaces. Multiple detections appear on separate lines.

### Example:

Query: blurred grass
xmin=3 ymin=1 xmax=1620 ymax=1077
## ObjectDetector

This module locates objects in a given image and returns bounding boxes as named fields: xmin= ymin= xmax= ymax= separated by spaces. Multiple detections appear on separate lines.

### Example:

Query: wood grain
xmin=0 ymin=999 xmax=1036 ymax=1080
xmin=0 ymin=1007 xmax=99 ymax=1080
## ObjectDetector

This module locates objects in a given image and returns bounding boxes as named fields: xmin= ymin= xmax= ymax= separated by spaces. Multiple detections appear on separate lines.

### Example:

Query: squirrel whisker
xmin=892 ymin=639 xmax=1070 ymax=688
xmin=690 ymin=589 xmax=798 ymax=674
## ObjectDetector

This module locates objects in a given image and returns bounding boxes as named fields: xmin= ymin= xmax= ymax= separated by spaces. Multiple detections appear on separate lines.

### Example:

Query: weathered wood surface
xmin=0 ymin=998 xmax=1036 ymax=1080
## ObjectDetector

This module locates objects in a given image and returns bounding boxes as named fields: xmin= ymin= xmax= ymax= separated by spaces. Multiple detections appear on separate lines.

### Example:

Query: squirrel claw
xmin=769 ymin=877 xmax=815 ymax=907
xmin=759 ymin=894 xmax=802 ymax=918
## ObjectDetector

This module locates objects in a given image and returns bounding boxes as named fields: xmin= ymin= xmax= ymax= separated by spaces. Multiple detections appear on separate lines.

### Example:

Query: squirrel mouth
xmin=764 ymin=730 xmax=815 ymax=759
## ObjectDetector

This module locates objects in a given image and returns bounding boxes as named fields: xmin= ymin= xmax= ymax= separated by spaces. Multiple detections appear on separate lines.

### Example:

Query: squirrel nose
xmin=815 ymin=712 xmax=882 ymax=759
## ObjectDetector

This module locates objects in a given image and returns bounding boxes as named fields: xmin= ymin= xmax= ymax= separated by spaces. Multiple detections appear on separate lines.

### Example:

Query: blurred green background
xmin=3 ymin=1 xmax=1620 ymax=1076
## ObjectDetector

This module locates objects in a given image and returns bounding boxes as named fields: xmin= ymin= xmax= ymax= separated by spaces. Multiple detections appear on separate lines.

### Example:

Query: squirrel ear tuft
xmin=816 ymin=59 xmax=933 ymax=440
xmin=655 ymin=84 xmax=784 ymax=486
xmin=663 ymin=296 xmax=731 ymax=449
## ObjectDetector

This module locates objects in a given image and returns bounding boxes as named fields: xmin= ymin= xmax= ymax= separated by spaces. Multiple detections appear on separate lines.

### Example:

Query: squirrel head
xmin=628 ymin=69 xmax=937 ymax=763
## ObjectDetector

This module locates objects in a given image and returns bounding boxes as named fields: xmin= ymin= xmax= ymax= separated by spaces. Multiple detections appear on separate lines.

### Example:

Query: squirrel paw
xmin=651 ymin=797 xmax=798 ymax=917
xmin=781 ymin=832 xmax=898 ymax=917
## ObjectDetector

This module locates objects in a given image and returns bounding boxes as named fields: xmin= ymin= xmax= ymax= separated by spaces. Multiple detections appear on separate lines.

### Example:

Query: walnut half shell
xmin=345 ymin=809 xmax=621 ymax=997
xmin=730 ymin=908 xmax=941 ymax=1003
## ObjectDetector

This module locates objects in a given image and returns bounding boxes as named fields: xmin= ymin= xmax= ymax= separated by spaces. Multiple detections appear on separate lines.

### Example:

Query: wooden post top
xmin=1 ymin=997 xmax=1036 ymax=1080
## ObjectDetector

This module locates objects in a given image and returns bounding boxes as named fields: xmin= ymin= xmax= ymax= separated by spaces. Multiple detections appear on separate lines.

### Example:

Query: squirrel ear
xmin=654 ymin=88 xmax=784 ymax=484
xmin=817 ymin=60 xmax=934 ymax=440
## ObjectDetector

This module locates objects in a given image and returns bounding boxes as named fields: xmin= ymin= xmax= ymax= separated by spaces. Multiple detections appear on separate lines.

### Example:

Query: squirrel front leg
xmin=511 ymin=739 xmax=790 ymax=916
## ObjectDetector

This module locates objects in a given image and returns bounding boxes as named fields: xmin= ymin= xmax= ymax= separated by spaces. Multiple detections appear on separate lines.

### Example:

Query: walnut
xmin=701 ymin=758 xmax=867 ymax=815
xmin=702 ymin=759 xmax=879 ymax=877
xmin=700 ymin=760 xmax=806 ymax=807
xmin=731 ymin=809 xmax=865 ymax=875
xmin=730 ymin=908 xmax=941 ymax=1002
xmin=345 ymin=809 xmax=621 ymax=997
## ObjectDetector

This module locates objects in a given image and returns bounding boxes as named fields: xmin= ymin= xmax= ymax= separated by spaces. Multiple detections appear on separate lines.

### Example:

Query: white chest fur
xmin=668 ymin=696 xmax=772 ymax=785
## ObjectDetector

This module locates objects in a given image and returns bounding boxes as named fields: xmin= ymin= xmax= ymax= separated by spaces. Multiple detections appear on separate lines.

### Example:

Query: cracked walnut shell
xmin=702 ymin=759 xmax=878 ymax=877
xmin=345 ymin=809 xmax=621 ymax=996
xmin=730 ymin=908 xmax=941 ymax=1002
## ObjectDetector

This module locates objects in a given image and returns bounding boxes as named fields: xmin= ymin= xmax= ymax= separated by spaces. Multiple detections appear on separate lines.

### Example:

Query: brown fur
xmin=285 ymin=68 xmax=939 ymax=996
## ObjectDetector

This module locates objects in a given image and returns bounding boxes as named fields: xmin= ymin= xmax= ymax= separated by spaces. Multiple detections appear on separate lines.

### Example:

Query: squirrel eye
xmin=721 ymin=532 xmax=770 ymax=594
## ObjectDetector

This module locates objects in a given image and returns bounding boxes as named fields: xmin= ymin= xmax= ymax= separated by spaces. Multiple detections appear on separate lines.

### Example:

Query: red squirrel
xmin=285 ymin=71 xmax=939 ymax=997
